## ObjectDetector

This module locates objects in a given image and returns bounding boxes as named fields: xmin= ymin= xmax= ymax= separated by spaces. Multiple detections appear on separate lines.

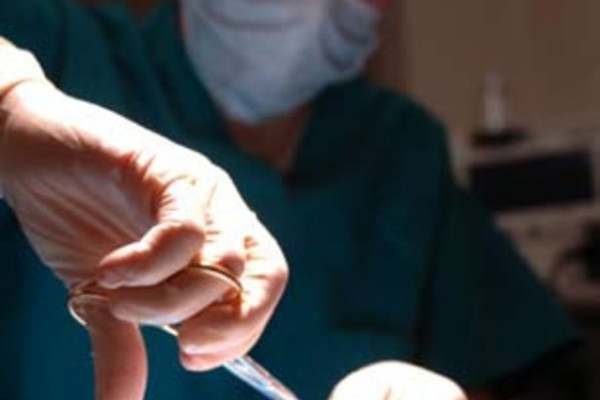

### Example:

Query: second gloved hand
xmin=328 ymin=361 xmax=467 ymax=400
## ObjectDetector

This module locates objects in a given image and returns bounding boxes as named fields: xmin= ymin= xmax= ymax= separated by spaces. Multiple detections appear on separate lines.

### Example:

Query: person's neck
xmin=225 ymin=106 xmax=310 ymax=176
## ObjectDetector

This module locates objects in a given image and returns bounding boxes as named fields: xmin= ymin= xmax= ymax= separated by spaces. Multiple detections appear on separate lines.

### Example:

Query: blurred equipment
xmin=560 ymin=223 xmax=600 ymax=283
xmin=450 ymin=71 xmax=600 ymax=282
xmin=454 ymin=119 xmax=600 ymax=399
xmin=453 ymin=122 xmax=600 ymax=281
xmin=471 ymin=71 xmax=526 ymax=147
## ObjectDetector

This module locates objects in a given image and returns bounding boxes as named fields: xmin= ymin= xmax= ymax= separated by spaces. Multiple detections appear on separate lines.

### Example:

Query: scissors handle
xmin=68 ymin=269 xmax=303 ymax=400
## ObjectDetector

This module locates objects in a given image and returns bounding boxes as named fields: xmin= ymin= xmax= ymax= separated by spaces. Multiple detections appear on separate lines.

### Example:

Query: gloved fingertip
xmin=179 ymin=351 xmax=214 ymax=372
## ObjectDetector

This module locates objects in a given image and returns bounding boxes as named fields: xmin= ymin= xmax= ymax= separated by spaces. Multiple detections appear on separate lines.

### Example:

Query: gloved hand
xmin=328 ymin=361 xmax=467 ymax=400
xmin=0 ymin=38 xmax=288 ymax=400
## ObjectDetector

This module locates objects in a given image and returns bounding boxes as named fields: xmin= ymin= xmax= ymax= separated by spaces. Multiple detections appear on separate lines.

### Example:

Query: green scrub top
xmin=0 ymin=1 xmax=577 ymax=399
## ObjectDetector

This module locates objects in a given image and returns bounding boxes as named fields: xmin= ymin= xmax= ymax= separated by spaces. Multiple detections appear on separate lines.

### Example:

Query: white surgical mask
xmin=180 ymin=0 xmax=380 ymax=124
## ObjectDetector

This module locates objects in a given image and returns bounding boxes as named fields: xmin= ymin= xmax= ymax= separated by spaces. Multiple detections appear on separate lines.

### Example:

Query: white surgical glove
xmin=328 ymin=361 xmax=467 ymax=400
xmin=0 ymin=38 xmax=288 ymax=400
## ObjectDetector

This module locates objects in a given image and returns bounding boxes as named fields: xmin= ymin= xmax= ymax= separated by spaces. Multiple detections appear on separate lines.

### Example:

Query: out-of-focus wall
xmin=371 ymin=0 xmax=600 ymax=137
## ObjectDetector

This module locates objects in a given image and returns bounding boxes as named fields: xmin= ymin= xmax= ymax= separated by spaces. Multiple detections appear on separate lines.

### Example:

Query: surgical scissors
xmin=67 ymin=263 xmax=302 ymax=400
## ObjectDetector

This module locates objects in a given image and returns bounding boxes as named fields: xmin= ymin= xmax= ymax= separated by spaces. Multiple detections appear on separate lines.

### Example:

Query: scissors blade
xmin=161 ymin=326 xmax=302 ymax=400
xmin=223 ymin=355 xmax=302 ymax=400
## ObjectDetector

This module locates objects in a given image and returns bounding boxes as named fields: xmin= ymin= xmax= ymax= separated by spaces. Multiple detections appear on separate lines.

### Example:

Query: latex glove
xmin=0 ymin=38 xmax=288 ymax=400
xmin=328 ymin=361 xmax=467 ymax=400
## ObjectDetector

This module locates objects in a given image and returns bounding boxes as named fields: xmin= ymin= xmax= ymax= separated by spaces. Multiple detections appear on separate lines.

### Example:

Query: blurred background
xmin=371 ymin=0 xmax=600 ymax=278
xmin=373 ymin=0 xmax=600 ymax=139
xmin=370 ymin=1 xmax=600 ymax=398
